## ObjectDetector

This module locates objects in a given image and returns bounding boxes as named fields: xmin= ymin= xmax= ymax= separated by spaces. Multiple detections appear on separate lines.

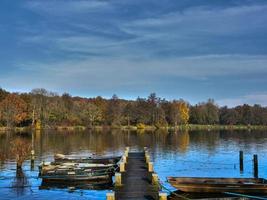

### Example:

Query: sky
xmin=0 ymin=0 xmax=267 ymax=107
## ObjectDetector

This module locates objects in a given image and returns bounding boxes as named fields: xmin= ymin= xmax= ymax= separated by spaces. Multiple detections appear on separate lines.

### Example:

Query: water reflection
xmin=1 ymin=129 xmax=267 ymax=199
xmin=11 ymin=168 xmax=29 ymax=197
xmin=40 ymin=180 xmax=113 ymax=191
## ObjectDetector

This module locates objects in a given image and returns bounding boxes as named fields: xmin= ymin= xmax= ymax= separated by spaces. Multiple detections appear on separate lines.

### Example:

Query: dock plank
xmin=115 ymin=152 xmax=159 ymax=200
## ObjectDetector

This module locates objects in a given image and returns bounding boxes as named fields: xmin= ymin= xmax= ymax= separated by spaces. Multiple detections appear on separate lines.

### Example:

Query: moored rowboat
xmin=39 ymin=161 xmax=117 ymax=172
xmin=39 ymin=166 xmax=113 ymax=182
xmin=54 ymin=154 xmax=121 ymax=164
xmin=167 ymin=177 xmax=267 ymax=193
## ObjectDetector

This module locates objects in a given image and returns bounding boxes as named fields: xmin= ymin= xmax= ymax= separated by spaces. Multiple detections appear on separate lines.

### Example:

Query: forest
xmin=0 ymin=87 xmax=267 ymax=129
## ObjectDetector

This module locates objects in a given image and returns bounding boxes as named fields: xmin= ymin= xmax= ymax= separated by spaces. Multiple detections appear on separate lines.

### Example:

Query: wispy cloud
xmin=217 ymin=93 xmax=267 ymax=107
xmin=25 ymin=0 xmax=111 ymax=15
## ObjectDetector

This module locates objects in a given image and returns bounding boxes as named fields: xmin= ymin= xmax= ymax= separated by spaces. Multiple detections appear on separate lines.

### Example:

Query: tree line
xmin=0 ymin=87 xmax=267 ymax=128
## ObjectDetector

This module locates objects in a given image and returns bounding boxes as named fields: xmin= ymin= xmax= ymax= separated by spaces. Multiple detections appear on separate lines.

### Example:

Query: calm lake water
xmin=1 ymin=129 xmax=267 ymax=200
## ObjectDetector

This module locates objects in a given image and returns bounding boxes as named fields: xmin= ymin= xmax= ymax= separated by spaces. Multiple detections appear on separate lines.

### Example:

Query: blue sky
xmin=0 ymin=0 xmax=267 ymax=107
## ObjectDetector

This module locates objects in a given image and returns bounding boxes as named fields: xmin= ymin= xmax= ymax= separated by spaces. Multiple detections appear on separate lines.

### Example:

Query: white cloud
xmin=217 ymin=93 xmax=267 ymax=107
xmin=25 ymin=0 xmax=111 ymax=15
xmin=7 ymin=54 xmax=267 ymax=88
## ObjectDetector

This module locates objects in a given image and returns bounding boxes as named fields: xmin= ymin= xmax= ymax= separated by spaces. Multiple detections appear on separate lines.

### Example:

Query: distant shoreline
xmin=1 ymin=124 xmax=267 ymax=133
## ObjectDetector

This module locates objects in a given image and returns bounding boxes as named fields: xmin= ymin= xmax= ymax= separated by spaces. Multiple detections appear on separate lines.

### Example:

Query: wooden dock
xmin=107 ymin=148 xmax=166 ymax=200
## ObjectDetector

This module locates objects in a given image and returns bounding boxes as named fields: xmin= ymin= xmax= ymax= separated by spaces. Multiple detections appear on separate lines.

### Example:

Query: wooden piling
xmin=122 ymin=155 xmax=127 ymax=163
xmin=146 ymin=154 xmax=150 ymax=163
xmin=253 ymin=154 xmax=258 ymax=178
xmin=152 ymin=173 xmax=159 ymax=185
xmin=120 ymin=162 xmax=125 ymax=172
xmin=124 ymin=148 xmax=129 ymax=158
xmin=31 ymin=150 xmax=35 ymax=161
xmin=30 ymin=150 xmax=35 ymax=170
xmin=159 ymin=192 xmax=167 ymax=200
xmin=148 ymin=162 xmax=154 ymax=172
xmin=115 ymin=173 xmax=122 ymax=186
xmin=106 ymin=192 xmax=115 ymax=200
xmin=239 ymin=151 xmax=243 ymax=172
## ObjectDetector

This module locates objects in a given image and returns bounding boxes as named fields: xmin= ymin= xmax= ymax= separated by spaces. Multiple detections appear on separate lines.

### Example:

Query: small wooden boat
xmin=168 ymin=177 xmax=267 ymax=193
xmin=40 ymin=161 xmax=117 ymax=172
xmin=39 ymin=166 xmax=113 ymax=183
xmin=54 ymin=154 xmax=121 ymax=164
xmin=39 ymin=162 xmax=117 ymax=177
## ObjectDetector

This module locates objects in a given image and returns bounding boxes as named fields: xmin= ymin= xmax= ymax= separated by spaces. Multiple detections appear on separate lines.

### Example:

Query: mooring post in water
xmin=106 ymin=192 xmax=115 ymax=200
xmin=152 ymin=173 xmax=159 ymax=185
xmin=159 ymin=192 xmax=167 ymax=200
xmin=253 ymin=154 xmax=258 ymax=178
xmin=30 ymin=150 xmax=35 ymax=170
xmin=148 ymin=162 xmax=154 ymax=172
xmin=115 ymin=172 xmax=122 ymax=186
xmin=239 ymin=151 xmax=244 ymax=172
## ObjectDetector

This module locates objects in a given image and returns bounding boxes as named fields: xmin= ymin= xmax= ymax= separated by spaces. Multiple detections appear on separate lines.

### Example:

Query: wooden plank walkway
xmin=114 ymin=151 xmax=160 ymax=200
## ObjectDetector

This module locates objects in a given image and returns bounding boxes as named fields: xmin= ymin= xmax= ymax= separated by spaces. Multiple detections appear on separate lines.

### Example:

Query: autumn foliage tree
xmin=0 ymin=94 xmax=28 ymax=127
xmin=170 ymin=100 xmax=189 ymax=126
xmin=10 ymin=138 xmax=31 ymax=169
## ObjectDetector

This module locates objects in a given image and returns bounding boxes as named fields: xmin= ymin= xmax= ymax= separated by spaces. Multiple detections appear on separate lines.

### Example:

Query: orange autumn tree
xmin=0 ymin=94 xmax=28 ymax=127
xmin=10 ymin=138 xmax=31 ymax=169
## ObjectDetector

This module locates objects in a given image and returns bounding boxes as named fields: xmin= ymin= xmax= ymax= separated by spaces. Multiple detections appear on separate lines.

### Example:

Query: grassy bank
xmin=0 ymin=126 xmax=32 ymax=133
xmin=1 ymin=124 xmax=267 ymax=133
xmin=170 ymin=124 xmax=267 ymax=131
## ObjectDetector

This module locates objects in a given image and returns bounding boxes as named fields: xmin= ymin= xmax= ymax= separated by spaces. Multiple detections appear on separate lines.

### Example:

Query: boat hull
xmin=54 ymin=154 xmax=121 ymax=164
xmin=168 ymin=177 xmax=267 ymax=193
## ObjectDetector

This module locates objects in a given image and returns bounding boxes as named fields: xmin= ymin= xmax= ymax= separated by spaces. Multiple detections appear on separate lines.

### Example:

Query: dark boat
xmin=39 ymin=161 xmax=117 ymax=178
xmin=39 ymin=167 xmax=113 ymax=183
xmin=54 ymin=154 xmax=121 ymax=164
xmin=168 ymin=177 xmax=267 ymax=193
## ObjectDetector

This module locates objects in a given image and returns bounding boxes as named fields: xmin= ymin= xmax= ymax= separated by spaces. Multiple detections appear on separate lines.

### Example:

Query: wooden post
xmin=148 ymin=162 xmax=154 ymax=172
xmin=253 ymin=154 xmax=258 ymax=178
xmin=124 ymin=148 xmax=129 ymax=157
xmin=115 ymin=173 xmax=122 ymax=186
xmin=152 ymin=173 xmax=159 ymax=185
xmin=120 ymin=162 xmax=125 ymax=172
xmin=125 ymin=146 xmax=130 ymax=153
xmin=159 ymin=192 xmax=167 ymax=200
xmin=239 ymin=151 xmax=243 ymax=172
xmin=106 ymin=192 xmax=115 ymax=200
xmin=30 ymin=150 xmax=35 ymax=170
xmin=146 ymin=155 xmax=150 ymax=163
xmin=122 ymin=155 xmax=127 ymax=163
